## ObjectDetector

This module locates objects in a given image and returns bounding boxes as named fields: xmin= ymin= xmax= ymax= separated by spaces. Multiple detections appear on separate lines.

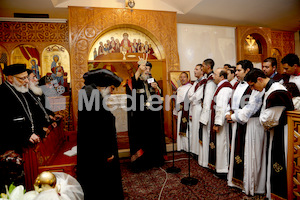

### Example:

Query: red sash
xmin=194 ymin=78 xmax=207 ymax=92
xmin=208 ymin=81 xmax=232 ymax=170
xmin=233 ymin=81 xmax=239 ymax=90
xmin=179 ymin=101 xmax=189 ymax=136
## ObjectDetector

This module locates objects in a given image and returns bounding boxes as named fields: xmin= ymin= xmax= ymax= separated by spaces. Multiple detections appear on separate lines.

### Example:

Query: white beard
xmin=99 ymin=87 xmax=111 ymax=97
xmin=12 ymin=78 xmax=28 ymax=93
xmin=29 ymin=81 xmax=43 ymax=96
xmin=140 ymin=74 xmax=149 ymax=81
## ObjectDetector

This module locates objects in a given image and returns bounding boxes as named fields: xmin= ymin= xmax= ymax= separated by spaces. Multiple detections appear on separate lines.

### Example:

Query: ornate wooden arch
xmin=69 ymin=7 xmax=180 ymax=132
xmin=236 ymin=26 xmax=272 ymax=63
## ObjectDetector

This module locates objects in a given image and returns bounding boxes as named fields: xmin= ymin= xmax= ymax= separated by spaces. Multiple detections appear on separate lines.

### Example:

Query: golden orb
xmin=34 ymin=171 xmax=56 ymax=192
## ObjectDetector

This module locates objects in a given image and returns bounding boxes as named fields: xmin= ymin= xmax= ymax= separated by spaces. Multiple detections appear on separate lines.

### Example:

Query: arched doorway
xmin=69 ymin=7 xmax=180 ymax=143
xmin=86 ymin=25 xmax=167 ymax=150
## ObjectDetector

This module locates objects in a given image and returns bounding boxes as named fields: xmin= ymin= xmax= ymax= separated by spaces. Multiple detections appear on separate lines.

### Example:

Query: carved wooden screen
xmin=287 ymin=111 xmax=300 ymax=199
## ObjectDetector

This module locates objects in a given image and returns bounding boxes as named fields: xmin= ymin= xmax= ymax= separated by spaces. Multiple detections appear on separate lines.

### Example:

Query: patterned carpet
xmin=117 ymin=132 xmax=173 ymax=150
xmin=120 ymin=152 xmax=249 ymax=200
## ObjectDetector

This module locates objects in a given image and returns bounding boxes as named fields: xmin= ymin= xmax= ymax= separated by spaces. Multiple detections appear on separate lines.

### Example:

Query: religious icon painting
xmin=88 ymin=27 xmax=161 ymax=61
xmin=42 ymin=44 xmax=70 ymax=86
xmin=11 ymin=44 xmax=41 ymax=79
xmin=169 ymin=71 xmax=191 ymax=91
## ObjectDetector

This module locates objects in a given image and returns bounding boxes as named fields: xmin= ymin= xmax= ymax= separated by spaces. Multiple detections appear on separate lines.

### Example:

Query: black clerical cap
xmin=39 ymin=75 xmax=53 ymax=86
xmin=26 ymin=69 xmax=33 ymax=75
xmin=83 ymin=69 xmax=123 ymax=87
xmin=3 ymin=64 xmax=27 ymax=76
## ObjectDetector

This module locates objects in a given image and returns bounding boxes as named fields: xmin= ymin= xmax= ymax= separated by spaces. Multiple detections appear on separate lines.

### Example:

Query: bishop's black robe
xmin=77 ymin=84 xmax=123 ymax=200
xmin=126 ymin=76 xmax=166 ymax=171
xmin=0 ymin=81 xmax=34 ymax=154
xmin=0 ymin=81 xmax=35 ymax=191
xmin=25 ymin=90 xmax=54 ymax=138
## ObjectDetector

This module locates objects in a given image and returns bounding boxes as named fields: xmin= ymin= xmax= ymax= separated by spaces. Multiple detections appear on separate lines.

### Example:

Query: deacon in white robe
xmin=281 ymin=53 xmax=300 ymax=90
xmin=226 ymin=61 xmax=266 ymax=196
xmin=288 ymin=74 xmax=300 ymax=91
xmin=207 ymin=68 xmax=232 ymax=173
xmin=198 ymin=58 xmax=217 ymax=168
xmin=173 ymin=72 xmax=192 ymax=152
xmin=198 ymin=72 xmax=216 ymax=167
xmin=188 ymin=64 xmax=206 ymax=155
xmin=226 ymin=83 xmax=266 ymax=195
xmin=245 ymin=68 xmax=294 ymax=199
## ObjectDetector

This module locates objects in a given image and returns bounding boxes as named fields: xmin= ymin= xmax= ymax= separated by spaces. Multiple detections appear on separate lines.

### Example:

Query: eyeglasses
xmin=14 ymin=76 xmax=29 ymax=81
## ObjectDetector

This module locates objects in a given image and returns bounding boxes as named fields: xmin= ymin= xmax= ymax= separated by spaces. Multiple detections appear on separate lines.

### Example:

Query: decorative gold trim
xmin=179 ymin=132 xmax=186 ymax=137
xmin=235 ymin=155 xmax=242 ymax=164
xmin=273 ymin=162 xmax=283 ymax=173
xmin=209 ymin=142 xmax=215 ymax=149
xmin=182 ymin=117 xmax=187 ymax=123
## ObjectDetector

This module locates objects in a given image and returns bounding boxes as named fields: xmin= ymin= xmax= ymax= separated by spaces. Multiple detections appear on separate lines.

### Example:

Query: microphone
xmin=147 ymin=73 xmax=154 ymax=84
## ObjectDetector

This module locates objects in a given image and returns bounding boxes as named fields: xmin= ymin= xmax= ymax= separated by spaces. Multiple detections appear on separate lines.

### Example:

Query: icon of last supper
xmin=88 ymin=28 xmax=161 ymax=61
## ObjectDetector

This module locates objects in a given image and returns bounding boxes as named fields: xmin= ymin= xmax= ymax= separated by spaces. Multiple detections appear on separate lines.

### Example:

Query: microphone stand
xmin=181 ymin=113 xmax=198 ymax=186
xmin=166 ymin=97 xmax=181 ymax=174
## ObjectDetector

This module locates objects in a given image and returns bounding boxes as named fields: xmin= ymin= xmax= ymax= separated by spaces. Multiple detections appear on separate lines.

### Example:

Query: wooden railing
xmin=287 ymin=110 xmax=300 ymax=199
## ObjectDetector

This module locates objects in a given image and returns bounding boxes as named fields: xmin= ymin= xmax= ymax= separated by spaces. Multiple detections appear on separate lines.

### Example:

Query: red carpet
xmin=120 ymin=152 xmax=249 ymax=200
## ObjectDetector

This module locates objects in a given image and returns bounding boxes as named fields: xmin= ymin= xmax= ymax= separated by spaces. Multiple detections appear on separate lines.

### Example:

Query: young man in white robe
xmin=281 ymin=54 xmax=300 ymax=109
xmin=281 ymin=54 xmax=300 ymax=90
xmin=188 ymin=64 xmax=206 ymax=156
xmin=173 ymin=72 xmax=192 ymax=152
xmin=227 ymin=67 xmax=238 ymax=87
xmin=245 ymin=68 xmax=294 ymax=199
xmin=208 ymin=68 xmax=232 ymax=174
xmin=226 ymin=60 xmax=266 ymax=196
xmin=198 ymin=59 xmax=216 ymax=168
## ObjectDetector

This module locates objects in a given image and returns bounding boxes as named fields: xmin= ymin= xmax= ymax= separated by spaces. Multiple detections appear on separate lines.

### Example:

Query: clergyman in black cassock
xmin=77 ymin=69 xmax=124 ymax=200
xmin=127 ymin=62 xmax=166 ymax=171
xmin=25 ymin=69 xmax=59 ymax=139
xmin=0 ymin=64 xmax=41 ymax=191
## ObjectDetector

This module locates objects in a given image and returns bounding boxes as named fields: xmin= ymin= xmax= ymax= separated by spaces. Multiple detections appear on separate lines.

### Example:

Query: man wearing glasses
xmin=0 ymin=64 xmax=42 ymax=190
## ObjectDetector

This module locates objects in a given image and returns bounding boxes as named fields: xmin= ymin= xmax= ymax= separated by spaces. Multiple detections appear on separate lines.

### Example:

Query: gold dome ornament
xmin=34 ymin=171 xmax=57 ymax=193
xmin=125 ymin=0 xmax=135 ymax=9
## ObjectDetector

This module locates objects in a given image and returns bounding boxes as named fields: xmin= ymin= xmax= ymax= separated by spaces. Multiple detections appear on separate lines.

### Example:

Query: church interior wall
xmin=177 ymin=23 xmax=236 ymax=81
xmin=0 ymin=9 xmax=296 ymax=134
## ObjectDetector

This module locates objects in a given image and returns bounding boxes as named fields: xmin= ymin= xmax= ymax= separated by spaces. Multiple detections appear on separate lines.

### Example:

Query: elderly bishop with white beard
xmin=25 ymin=69 xmax=61 ymax=139
xmin=0 ymin=64 xmax=41 ymax=190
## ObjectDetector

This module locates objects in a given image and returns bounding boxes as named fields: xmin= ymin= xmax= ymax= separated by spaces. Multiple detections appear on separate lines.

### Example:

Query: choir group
xmin=174 ymin=54 xmax=300 ymax=199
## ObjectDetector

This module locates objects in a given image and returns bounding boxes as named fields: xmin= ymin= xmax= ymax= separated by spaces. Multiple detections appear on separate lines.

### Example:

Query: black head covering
xmin=83 ymin=69 xmax=123 ymax=87
xmin=3 ymin=64 xmax=27 ymax=76
xmin=138 ymin=61 xmax=152 ymax=69
xmin=26 ymin=69 xmax=33 ymax=75
xmin=38 ymin=75 xmax=53 ymax=86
